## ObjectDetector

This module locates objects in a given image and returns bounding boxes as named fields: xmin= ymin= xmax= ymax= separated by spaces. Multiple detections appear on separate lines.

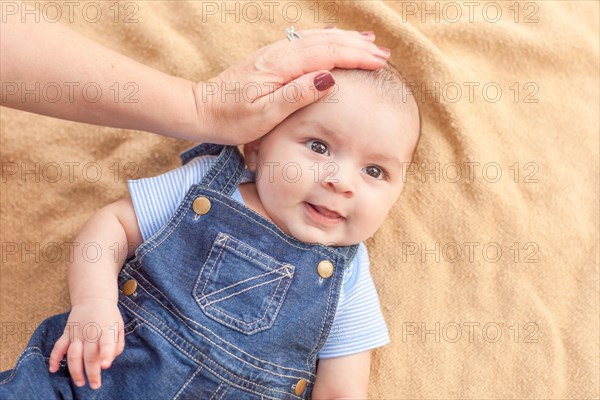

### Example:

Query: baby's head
xmin=243 ymin=64 xmax=421 ymax=246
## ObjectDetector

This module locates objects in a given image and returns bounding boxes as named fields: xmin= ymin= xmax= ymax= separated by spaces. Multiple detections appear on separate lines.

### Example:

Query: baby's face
xmin=245 ymin=73 xmax=419 ymax=246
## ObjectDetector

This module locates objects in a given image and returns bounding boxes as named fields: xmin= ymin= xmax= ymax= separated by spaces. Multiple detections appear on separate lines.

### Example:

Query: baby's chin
xmin=284 ymin=225 xmax=362 ymax=248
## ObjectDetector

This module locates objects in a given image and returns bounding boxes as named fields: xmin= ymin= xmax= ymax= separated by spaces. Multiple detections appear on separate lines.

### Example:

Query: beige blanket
xmin=1 ymin=1 xmax=598 ymax=398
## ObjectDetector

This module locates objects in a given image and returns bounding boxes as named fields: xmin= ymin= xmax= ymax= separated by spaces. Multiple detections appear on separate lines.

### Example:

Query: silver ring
xmin=285 ymin=26 xmax=301 ymax=42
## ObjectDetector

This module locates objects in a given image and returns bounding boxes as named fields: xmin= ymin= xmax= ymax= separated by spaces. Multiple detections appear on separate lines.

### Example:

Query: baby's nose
xmin=321 ymin=165 xmax=355 ymax=196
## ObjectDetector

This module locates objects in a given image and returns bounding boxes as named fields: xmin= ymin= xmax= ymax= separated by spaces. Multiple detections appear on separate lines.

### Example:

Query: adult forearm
xmin=1 ymin=17 xmax=202 ymax=140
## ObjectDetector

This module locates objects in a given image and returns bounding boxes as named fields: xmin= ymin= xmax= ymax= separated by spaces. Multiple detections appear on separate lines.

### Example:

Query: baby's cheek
xmin=343 ymin=214 xmax=369 ymax=244
xmin=360 ymin=201 xmax=392 ymax=236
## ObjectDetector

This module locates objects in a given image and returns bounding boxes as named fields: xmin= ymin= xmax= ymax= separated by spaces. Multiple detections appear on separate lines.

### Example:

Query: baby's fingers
xmin=48 ymin=334 xmax=70 ymax=373
xmin=115 ymin=324 xmax=125 ymax=357
xmin=83 ymin=339 xmax=102 ymax=389
xmin=99 ymin=327 xmax=119 ymax=369
xmin=66 ymin=340 xmax=85 ymax=387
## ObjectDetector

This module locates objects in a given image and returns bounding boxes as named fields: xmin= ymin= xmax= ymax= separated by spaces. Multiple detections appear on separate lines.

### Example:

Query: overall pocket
xmin=193 ymin=232 xmax=295 ymax=335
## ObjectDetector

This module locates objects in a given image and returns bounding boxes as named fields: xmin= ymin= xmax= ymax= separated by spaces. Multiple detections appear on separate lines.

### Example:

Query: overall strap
xmin=339 ymin=242 xmax=359 ymax=263
xmin=179 ymin=143 xmax=245 ymax=197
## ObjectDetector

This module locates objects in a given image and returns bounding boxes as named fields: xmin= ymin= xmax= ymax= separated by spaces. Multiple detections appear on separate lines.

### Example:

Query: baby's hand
xmin=48 ymin=300 xmax=125 ymax=390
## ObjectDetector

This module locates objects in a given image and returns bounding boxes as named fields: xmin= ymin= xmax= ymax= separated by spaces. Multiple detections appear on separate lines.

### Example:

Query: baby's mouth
xmin=311 ymin=204 xmax=343 ymax=219
xmin=305 ymin=202 xmax=345 ymax=223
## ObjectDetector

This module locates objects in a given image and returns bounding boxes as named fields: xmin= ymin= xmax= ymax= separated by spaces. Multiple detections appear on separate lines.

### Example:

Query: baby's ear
xmin=243 ymin=139 xmax=261 ymax=172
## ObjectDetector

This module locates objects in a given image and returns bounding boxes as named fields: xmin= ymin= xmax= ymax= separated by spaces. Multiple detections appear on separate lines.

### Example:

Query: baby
xmin=0 ymin=64 xmax=420 ymax=399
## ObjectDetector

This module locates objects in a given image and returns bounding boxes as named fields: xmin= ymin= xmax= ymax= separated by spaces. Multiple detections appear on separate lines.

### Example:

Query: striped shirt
xmin=127 ymin=154 xmax=390 ymax=358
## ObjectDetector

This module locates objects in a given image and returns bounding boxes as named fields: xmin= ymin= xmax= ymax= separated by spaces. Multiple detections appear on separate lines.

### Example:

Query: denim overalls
xmin=0 ymin=144 xmax=359 ymax=400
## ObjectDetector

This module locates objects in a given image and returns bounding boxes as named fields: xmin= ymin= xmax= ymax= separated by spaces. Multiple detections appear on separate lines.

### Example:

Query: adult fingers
xmin=294 ymin=41 xmax=389 ymax=70
xmin=295 ymin=27 xmax=376 ymax=43
xmin=83 ymin=339 xmax=102 ymax=389
xmin=256 ymin=70 xmax=336 ymax=132
xmin=259 ymin=29 xmax=389 ymax=81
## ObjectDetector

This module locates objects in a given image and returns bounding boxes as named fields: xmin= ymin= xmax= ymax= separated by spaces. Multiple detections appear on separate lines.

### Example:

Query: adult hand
xmin=1 ymin=13 xmax=390 ymax=144
xmin=196 ymin=28 xmax=391 ymax=145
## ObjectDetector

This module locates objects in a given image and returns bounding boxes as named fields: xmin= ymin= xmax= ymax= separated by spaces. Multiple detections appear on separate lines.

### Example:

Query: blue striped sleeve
xmin=318 ymin=243 xmax=391 ymax=358
xmin=127 ymin=155 xmax=218 ymax=242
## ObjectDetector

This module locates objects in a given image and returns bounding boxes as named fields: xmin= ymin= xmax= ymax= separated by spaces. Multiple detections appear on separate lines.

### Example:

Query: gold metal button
xmin=317 ymin=260 xmax=334 ymax=279
xmin=294 ymin=378 xmax=307 ymax=395
xmin=193 ymin=197 xmax=211 ymax=215
xmin=122 ymin=279 xmax=138 ymax=296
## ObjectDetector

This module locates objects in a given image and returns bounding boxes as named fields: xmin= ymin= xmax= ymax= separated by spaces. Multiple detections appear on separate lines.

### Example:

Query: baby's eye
xmin=363 ymin=165 xmax=385 ymax=180
xmin=307 ymin=140 xmax=329 ymax=155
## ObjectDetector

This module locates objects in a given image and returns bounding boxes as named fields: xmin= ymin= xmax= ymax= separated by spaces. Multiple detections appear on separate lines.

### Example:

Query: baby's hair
xmin=332 ymin=63 xmax=422 ymax=161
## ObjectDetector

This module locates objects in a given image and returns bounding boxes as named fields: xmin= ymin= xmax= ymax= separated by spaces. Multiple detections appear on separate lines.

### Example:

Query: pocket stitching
xmin=199 ymin=234 xmax=229 ymax=296
xmin=201 ymin=235 xmax=290 ymax=296
xmin=194 ymin=233 xmax=295 ymax=335
xmin=220 ymin=246 xmax=286 ymax=273
xmin=201 ymin=266 xmax=291 ymax=305
xmin=200 ymin=270 xmax=291 ymax=333
xmin=203 ymin=274 xmax=286 ymax=326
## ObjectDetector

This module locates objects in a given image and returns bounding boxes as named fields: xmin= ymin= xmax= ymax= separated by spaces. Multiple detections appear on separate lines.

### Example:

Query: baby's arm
xmin=67 ymin=197 xmax=142 ymax=306
xmin=312 ymin=350 xmax=372 ymax=399
xmin=48 ymin=197 xmax=143 ymax=389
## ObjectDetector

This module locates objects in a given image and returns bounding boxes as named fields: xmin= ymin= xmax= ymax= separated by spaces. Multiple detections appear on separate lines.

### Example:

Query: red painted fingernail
xmin=314 ymin=73 xmax=335 ymax=91
xmin=324 ymin=25 xmax=336 ymax=29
